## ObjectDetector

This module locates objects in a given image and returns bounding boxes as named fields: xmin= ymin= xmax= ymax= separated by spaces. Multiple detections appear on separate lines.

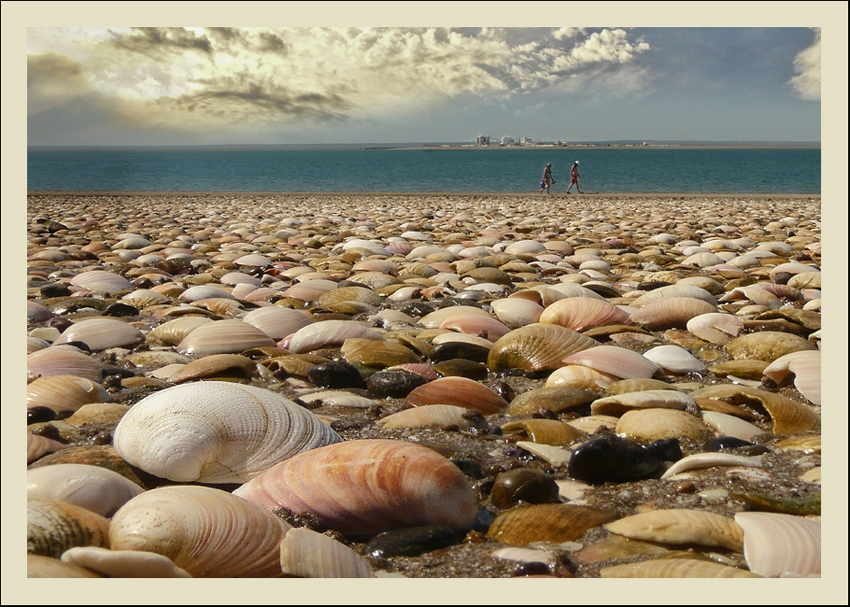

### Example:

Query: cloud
xmin=788 ymin=29 xmax=820 ymax=100
xmin=552 ymin=29 xmax=650 ymax=72
xmin=107 ymin=27 xmax=214 ymax=58
xmin=553 ymin=28 xmax=586 ymax=40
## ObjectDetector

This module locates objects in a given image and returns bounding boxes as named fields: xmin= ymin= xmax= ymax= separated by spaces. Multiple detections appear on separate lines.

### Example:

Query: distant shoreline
xmin=26 ymin=191 xmax=821 ymax=199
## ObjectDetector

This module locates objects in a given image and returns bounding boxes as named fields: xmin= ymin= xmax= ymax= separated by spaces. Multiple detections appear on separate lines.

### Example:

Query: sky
xmin=24 ymin=21 xmax=825 ymax=146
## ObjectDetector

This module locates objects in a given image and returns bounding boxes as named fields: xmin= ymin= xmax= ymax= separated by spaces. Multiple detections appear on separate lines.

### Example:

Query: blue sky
xmin=20 ymin=8 xmax=831 ymax=146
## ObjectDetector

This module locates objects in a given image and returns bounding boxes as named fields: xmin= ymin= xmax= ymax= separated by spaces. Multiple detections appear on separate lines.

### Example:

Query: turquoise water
xmin=27 ymin=146 xmax=820 ymax=194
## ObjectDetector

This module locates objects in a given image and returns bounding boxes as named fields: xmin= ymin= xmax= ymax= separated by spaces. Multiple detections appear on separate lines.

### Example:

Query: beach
xmin=26 ymin=192 xmax=822 ymax=579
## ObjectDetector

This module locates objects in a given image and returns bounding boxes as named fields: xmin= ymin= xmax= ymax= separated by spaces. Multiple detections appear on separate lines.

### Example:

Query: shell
xmin=377 ymin=405 xmax=473 ymax=430
xmin=507 ymin=386 xmax=598 ymax=417
xmin=234 ymin=439 xmax=478 ymax=537
xmin=762 ymin=350 xmax=821 ymax=405
xmin=27 ymin=375 xmax=112 ymax=414
xmin=490 ymin=298 xmax=544 ymax=328
xmin=279 ymin=528 xmax=375 ymax=578
xmin=27 ymin=553 xmax=102 ymax=578
xmin=538 ymin=297 xmax=631 ymax=332
xmin=487 ymin=323 xmax=597 ymax=373
xmin=601 ymin=558 xmax=760 ymax=578
xmin=661 ymin=452 xmax=765 ymax=480
xmin=615 ymin=408 xmax=715 ymax=443
xmin=113 ymin=381 xmax=342 ymax=483
xmin=27 ymin=433 xmax=70 ymax=464
xmin=419 ymin=305 xmax=493 ymax=329
xmin=689 ymin=385 xmax=820 ymax=434
xmin=406 ymin=376 xmax=509 ymax=414
xmin=286 ymin=320 xmax=383 ymax=353
xmin=630 ymin=297 xmax=717 ymax=330
xmin=735 ymin=512 xmax=820 ymax=577
xmin=53 ymin=318 xmax=144 ymax=351
xmin=700 ymin=411 xmax=767 ymax=441
xmin=60 ymin=547 xmax=192 ymax=578
xmin=27 ymin=463 xmax=145 ymax=517
xmin=486 ymin=504 xmax=616 ymax=546
xmin=69 ymin=270 xmax=133 ymax=294
xmin=590 ymin=389 xmax=695 ymax=417
xmin=604 ymin=509 xmax=744 ymax=551
xmin=176 ymin=319 xmax=276 ymax=356
xmin=725 ymin=331 xmax=817 ymax=362
xmin=27 ymin=499 xmax=110 ymax=558
xmin=241 ymin=306 xmax=314 ymax=340
xmin=109 ymin=485 xmax=290 ymax=577
xmin=27 ymin=345 xmax=105 ymax=381
xmin=340 ymin=338 xmax=420 ymax=368
xmin=441 ymin=314 xmax=511 ymax=342
xmin=167 ymin=353 xmax=257 ymax=383
xmin=632 ymin=284 xmax=718 ymax=308
xmin=148 ymin=316 xmax=214 ymax=345
xmin=562 ymin=345 xmax=660 ymax=379
xmin=642 ymin=344 xmax=707 ymax=374
xmin=501 ymin=419 xmax=585 ymax=446
xmin=545 ymin=365 xmax=618 ymax=390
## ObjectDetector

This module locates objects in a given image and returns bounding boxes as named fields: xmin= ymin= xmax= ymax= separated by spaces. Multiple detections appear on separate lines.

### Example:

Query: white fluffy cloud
xmin=788 ymin=28 xmax=820 ymax=100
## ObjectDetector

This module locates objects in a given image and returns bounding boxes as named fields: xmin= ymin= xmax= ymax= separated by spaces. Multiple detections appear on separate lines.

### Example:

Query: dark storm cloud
xmin=159 ymin=72 xmax=353 ymax=122
xmin=108 ymin=27 xmax=214 ymax=58
xmin=256 ymin=32 xmax=287 ymax=53
xmin=27 ymin=52 xmax=83 ymax=85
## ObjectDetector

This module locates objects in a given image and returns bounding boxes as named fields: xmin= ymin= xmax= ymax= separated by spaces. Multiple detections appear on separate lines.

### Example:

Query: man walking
xmin=566 ymin=161 xmax=582 ymax=194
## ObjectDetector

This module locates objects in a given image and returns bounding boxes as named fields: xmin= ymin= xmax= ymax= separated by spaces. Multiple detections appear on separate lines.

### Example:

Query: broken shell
xmin=735 ymin=512 xmax=820 ymax=577
xmin=113 ymin=381 xmax=342 ymax=483
xmin=501 ymin=419 xmax=584 ymax=445
xmin=234 ymin=439 xmax=478 ymax=537
xmin=110 ymin=485 xmax=290 ymax=577
xmin=700 ymin=411 xmax=767 ymax=442
xmin=689 ymin=385 xmax=819 ymax=434
xmin=604 ymin=509 xmax=744 ymax=551
xmin=60 ymin=546 xmax=192 ymax=578
xmin=279 ymin=528 xmax=375 ymax=578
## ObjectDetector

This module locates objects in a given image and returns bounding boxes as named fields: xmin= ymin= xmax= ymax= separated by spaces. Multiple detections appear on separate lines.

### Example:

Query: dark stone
xmin=104 ymin=302 xmax=140 ymax=317
xmin=400 ymin=302 xmax=435 ymax=318
xmin=490 ymin=468 xmax=560 ymax=509
xmin=512 ymin=561 xmax=552 ymax=577
xmin=366 ymin=369 xmax=429 ymax=398
xmin=437 ymin=297 xmax=482 ymax=310
xmin=449 ymin=458 xmax=483 ymax=479
xmin=307 ymin=360 xmax=365 ymax=389
xmin=645 ymin=438 xmax=683 ymax=462
xmin=705 ymin=436 xmax=755 ymax=451
xmin=28 ymin=406 xmax=57 ymax=425
xmin=431 ymin=358 xmax=488 ymax=379
xmin=39 ymin=283 xmax=71 ymax=298
xmin=365 ymin=526 xmax=460 ymax=558
xmin=636 ymin=281 xmax=674 ymax=291
xmin=429 ymin=342 xmax=490 ymax=363
xmin=567 ymin=433 xmax=682 ymax=484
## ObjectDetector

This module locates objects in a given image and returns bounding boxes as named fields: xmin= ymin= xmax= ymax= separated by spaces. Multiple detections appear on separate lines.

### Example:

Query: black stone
xmin=429 ymin=342 xmax=490 ymax=363
xmin=366 ymin=369 xmax=429 ymax=398
xmin=365 ymin=526 xmax=460 ymax=558
xmin=104 ymin=302 xmax=140 ymax=317
xmin=39 ymin=283 xmax=71 ymax=298
xmin=28 ymin=406 xmax=57 ymax=425
xmin=400 ymin=302 xmax=435 ymax=318
xmin=490 ymin=468 xmax=560 ymax=509
xmin=567 ymin=433 xmax=682 ymax=484
xmin=307 ymin=360 xmax=365 ymax=389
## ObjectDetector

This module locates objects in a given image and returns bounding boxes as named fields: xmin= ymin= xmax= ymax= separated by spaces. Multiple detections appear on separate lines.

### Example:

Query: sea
xmin=27 ymin=145 xmax=821 ymax=195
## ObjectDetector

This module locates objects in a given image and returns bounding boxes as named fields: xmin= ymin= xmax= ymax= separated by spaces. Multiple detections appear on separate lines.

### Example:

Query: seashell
xmin=616 ymin=408 xmax=715 ymax=443
xmin=762 ymin=350 xmax=820 ymax=405
xmin=121 ymin=288 xmax=170 ymax=308
xmin=27 ymin=464 xmax=145 ymax=518
xmin=441 ymin=314 xmax=511 ymax=342
xmin=604 ymin=509 xmax=744 ymax=551
xmin=507 ymin=386 xmax=598 ymax=417
xmin=515 ymin=441 xmax=572 ymax=467
xmin=28 ymin=499 xmax=111 ymax=558
xmin=176 ymin=319 xmax=276 ymax=356
xmin=546 ymin=365 xmax=618 ymax=391
xmin=220 ymin=271 xmax=263 ymax=287
xmin=419 ymin=305 xmax=492 ymax=329
xmin=27 ymin=433 xmax=70 ymax=464
xmin=70 ymin=270 xmax=133 ymax=294
xmin=241 ymin=306 xmax=315 ymax=341
xmin=28 ymin=300 xmax=54 ymax=322
xmin=661 ymin=452 xmax=764 ymax=479
xmin=406 ymin=376 xmax=508 ymax=414
xmin=340 ymin=337 xmax=421 ymax=368
xmin=490 ymin=297 xmax=544 ymax=328
xmin=27 ymin=375 xmax=112 ymax=414
xmin=299 ymin=390 xmax=377 ymax=408
xmin=28 ymin=553 xmax=102 ymax=578
xmin=60 ymin=546 xmax=192 ymax=578
xmin=735 ymin=512 xmax=820 ymax=577
xmin=125 ymin=350 xmax=193 ymax=368
xmin=688 ymin=385 xmax=819 ymax=434
xmin=53 ymin=318 xmax=144 ymax=352
xmin=27 ymin=335 xmax=52 ymax=354
xmin=65 ymin=403 xmax=131 ymax=428
xmin=754 ymin=307 xmax=821 ymax=331
xmin=604 ymin=377 xmax=678 ymax=395
xmin=642 ymin=344 xmax=706 ymax=374
xmin=725 ymin=331 xmax=817 ymax=362
xmin=630 ymin=297 xmax=717 ymax=330
xmin=234 ymin=439 xmax=478 ymax=537
xmin=148 ymin=316 xmax=214 ymax=345
xmin=786 ymin=271 xmax=821 ymax=290
xmin=700 ymin=411 xmax=767 ymax=442
xmin=800 ymin=468 xmax=821 ymax=484
xmin=179 ymin=284 xmax=235 ymax=302
xmin=27 ymin=445 xmax=146 ymax=487
xmin=345 ymin=272 xmax=402 ymax=291
xmin=27 ymin=345 xmax=105 ymax=381
xmin=280 ymin=527 xmax=375 ymax=578
xmin=501 ymin=419 xmax=584 ymax=445
xmin=549 ymin=282 xmax=606 ymax=300
xmin=590 ymin=389 xmax=694 ymax=417
xmin=377 ymin=405 xmax=473 ymax=430
xmin=631 ymin=284 xmax=718 ymax=308
xmin=113 ymin=381 xmax=342 ymax=483
xmin=318 ymin=285 xmax=382 ymax=308
xmin=487 ymin=504 xmax=616 ymax=547
xmin=489 ymin=469 xmax=561 ymax=509
xmin=708 ymin=359 xmax=770 ymax=380
xmin=286 ymin=320 xmax=383 ymax=353
xmin=538 ymin=297 xmax=631 ymax=332
xmin=563 ymin=345 xmax=660 ymax=379
xmin=487 ymin=323 xmax=597 ymax=374
xmin=775 ymin=435 xmax=821 ymax=454
xmin=574 ymin=534 xmax=671 ymax=564
xmin=687 ymin=312 xmax=745 ymax=337
xmin=565 ymin=414 xmax=620 ymax=434
xmin=110 ymin=485 xmax=290 ymax=577
xmin=601 ymin=558 xmax=760 ymax=578
xmin=168 ymin=353 xmax=257 ymax=383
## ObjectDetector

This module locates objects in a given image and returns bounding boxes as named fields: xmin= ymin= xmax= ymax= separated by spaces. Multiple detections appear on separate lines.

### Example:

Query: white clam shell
xmin=563 ymin=345 xmax=660 ymax=380
xmin=377 ymin=405 xmax=473 ymax=430
xmin=701 ymin=411 xmax=767 ymax=442
xmin=27 ymin=463 xmax=145 ymax=518
xmin=113 ymin=381 xmax=342 ymax=483
xmin=286 ymin=320 xmax=382 ymax=353
xmin=176 ymin=318 xmax=276 ymax=355
xmin=53 ymin=318 xmax=144 ymax=352
xmin=241 ymin=306 xmax=314 ymax=340
xmin=490 ymin=298 xmax=544 ymax=328
xmin=643 ymin=344 xmax=706 ymax=374
xmin=279 ymin=528 xmax=375 ymax=578
xmin=735 ymin=512 xmax=820 ymax=577
xmin=69 ymin=270 xmax=133 ymax=295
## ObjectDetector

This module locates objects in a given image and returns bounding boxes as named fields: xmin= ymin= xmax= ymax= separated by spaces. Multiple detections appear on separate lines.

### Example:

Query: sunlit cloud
xmin=788 ymin=28 xmax=820 ymax=100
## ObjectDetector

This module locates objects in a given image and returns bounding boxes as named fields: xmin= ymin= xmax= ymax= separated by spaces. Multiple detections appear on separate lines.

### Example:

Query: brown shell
xmin=340 ymin=337 xmax=421 ymax=368
xmin=689 ymin=385 xmax=819 ymax=434
xmin=501 ymin=419 xmax=585 ymax=445
xmin=507 ymin=386 xmax=599 ymax=417
xmin=487 ymin=504 xmax=616 ymax=546
xmin=615 ymin=408 xmax=716 ymax=443
xmin=27 ymin=375 xmax=112 ymax=414
xmin=630 ymin=296 xmax=717 ymax=330
xmin=28 ymin=499 xmax=111 ymax=558
xmin=487 ymin=323 xmax=598 ymax=373
xmin=406 ymin=376 xmax=509 ymax=415
xmin=725 ymin=331 xmax=817 ymax=362
xmin=604 ymin=509 xmax=744 ymax=551
xmin=601 ymin=558 xmax=760 ymax=578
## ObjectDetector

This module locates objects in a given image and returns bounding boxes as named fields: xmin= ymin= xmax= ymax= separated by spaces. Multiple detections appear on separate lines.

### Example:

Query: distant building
xmin=522 ymin=136 xmax=534 ymax=146
xmin=476 ymin=135 xmax=491 ymax=147
xmin=500 ymin=136 xmax=515 ymax=146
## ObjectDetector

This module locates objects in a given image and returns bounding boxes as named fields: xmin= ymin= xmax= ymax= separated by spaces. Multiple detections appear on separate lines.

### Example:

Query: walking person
xmin=540 ymin=163 xmax=554 ymax=194
xmin=566 ymin=160 xmax=582 ymax=194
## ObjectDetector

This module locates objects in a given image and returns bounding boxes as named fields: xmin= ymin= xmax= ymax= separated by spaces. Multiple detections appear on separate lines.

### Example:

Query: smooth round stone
xmin=364 ymin=525 xmax=460 ymax=558
xmin=366 ymin=369 xmax=430 ymax=398
xmin=429 ymin=342 xmax=490 ymax=363
xmin=307 ymin=360 xmax=365 ymax=389
xmin=567 ymin=433 xmax=682 ymax=484
xmin=490 ymin=469 xmax=560 ymax=509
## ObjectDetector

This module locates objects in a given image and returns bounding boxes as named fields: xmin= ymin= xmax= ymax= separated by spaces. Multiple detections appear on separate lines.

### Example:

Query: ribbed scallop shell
xmin=539 ymin=297 xmax=631 ymax=332
xmin=241 ymin=306 xmax=314 ymax=341
xmin=604 ymin=509 xmax=744 ymax=551
xmin=27 ymin=345 xmax=104 ymax=381
xmin=110 ymin=485 xmax=290 ymax=577
xmin=763 ymin=350 xmax=821 ymax=405
xmin=735 ymin=512 xmax=820 ymax=577
xmin=28 ymin=499 xmax=111 ymax=558
xmin=563 ymin=345 xmax=660 ymax=379
xmin=406 ymin=376 xmax=509 ymax=414
xmin=148 ymin=316 xmax=213 ymax=345
xmin=27 ymin=375 xmax=112 ymax=413
xmin=601 ymin=558 xmax=760 ymax=578
xmin=113 ymin=381 xmax=342 ymax=483
xmin=487 ymin=323 xmax=597 ymax=373
xmin=630 ymin=297 xmax=717 ymax=330
xmin=27 ymin=463 xmax=145 ymax=517
xmin=286 ymin=320 xmax=383 ymax=353
xmin=69 ymin=270 xmax=133 ymax=295
xmin=234 ymin=439 xmax=478 ymax=537
xmin=176 ymin=319 xmax=276 ymax=356
xmin=279 ymin=528 xmax=375 ymax=578
xmin=487 ymin=504 xmax=616 ymax=547
xmin=53 ymin=318 xmax=144 ymax=352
